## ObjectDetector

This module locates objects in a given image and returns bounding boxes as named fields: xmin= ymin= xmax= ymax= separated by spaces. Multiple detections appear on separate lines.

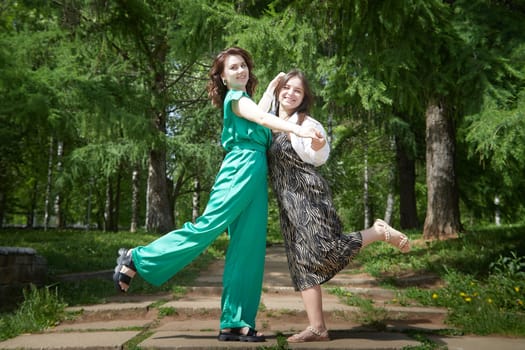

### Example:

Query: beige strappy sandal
xmin=374 ymin=219 xmax=411 ymax=253
xmin=287 ymin=326 xmax=330 ymax=343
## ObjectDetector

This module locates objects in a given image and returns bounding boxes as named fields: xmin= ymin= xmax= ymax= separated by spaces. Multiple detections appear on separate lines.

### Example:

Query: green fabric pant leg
xmin=219 ymin=163 xmax=268 ymax=330
xmin=131 ymin=148 xmax=268 ymax=324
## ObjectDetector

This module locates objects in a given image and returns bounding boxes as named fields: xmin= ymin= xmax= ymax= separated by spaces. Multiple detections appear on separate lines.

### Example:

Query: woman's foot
xmin=217 ymin=328 xmax=241 ymax=341
xmin=374 ymin=219 xmax=411 ymax=253
xmin=113 ymin=248 xmax=136 ymax=292
xmin=287 ymin=326 xmax=329 ymax=343
xmin=218 ymin=327 xmax=265 ymax=342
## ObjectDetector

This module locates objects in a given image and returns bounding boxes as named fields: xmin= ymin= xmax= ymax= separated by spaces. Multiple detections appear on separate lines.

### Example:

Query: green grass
xmin=0 ymin=228 xmax=227 ymax=306
xmin=336 ymin=225 xmax=525 ymax=337
xmin=1 ymin=224 xmax=524 ymax=340
xmin=0 ymin=285 xmax=68 ymax=341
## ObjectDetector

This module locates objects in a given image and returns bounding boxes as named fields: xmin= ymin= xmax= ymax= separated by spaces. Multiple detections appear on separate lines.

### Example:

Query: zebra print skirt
xmin=268 ymin=132 xmax=363 ymax=291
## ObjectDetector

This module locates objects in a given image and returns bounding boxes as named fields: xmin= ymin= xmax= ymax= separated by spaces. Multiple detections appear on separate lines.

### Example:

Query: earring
xmin=222 ymin=79 xmax=227 ymax=86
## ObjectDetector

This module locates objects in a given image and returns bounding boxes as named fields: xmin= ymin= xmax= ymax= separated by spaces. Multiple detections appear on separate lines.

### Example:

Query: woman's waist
xmin=227 ymin=142 xmax=267 ymax=153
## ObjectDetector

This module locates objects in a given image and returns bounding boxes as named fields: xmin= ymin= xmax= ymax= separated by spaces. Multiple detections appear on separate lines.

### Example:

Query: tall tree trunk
xmin=26 ymin=180 xmax=38 ymax=228
xmin=383 ymin=137 xmax=396 ymax=224
xmin=363 ymin=128 xmax=370 ymax=228
xmin=396 ymin=139 xmax=420 ymax=229
xmin=146 ymin=148 xmax=173 ymax=233
xmin=494 ymin=195 xmax=501 ymax=226
xmin=0 ymin=192 xmax=5 ymax=228
xmin=86 ymin=177 xmax=93 ymax=230
xmin=130 ymin=167 xmax=140 ymax=232
xmin=192 ymin=177 xmax=200 ymax=223
xmin=54 ymin=140 xmax=64 ymax=228
xmin=44 ymin=137 xmax=54 ymax=231
xmin=114 ymin=166 xmax=122 ymax=231
xmin=104 ymin=177 xmax=113 ymax=232
xmin=424 ymin=99 xmax=461 ymax=239
xmin=145 ymin=39 xmax=174 ymax=233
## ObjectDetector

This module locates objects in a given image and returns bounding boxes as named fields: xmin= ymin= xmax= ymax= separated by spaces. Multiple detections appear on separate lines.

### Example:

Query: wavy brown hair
xmin=207 ymin=47 xmax=258 ymax=109
xmin=274 ymin=69 xmax=314 ymax=125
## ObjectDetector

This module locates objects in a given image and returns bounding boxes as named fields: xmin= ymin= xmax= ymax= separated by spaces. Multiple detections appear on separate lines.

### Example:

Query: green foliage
xmin=0 ymin=228 xmax=227 ymax=306
xmin=465 ymin=96 xmax=525 ymax=174
xmin=356 ymin=225 xmax=525 ymax=280
xmin=337 ymin=225 xmax=525 ymax=336
xmin=1 ymin=0 xmax=525 ymax=235
xmin=425 ymin=263 xmax=525 ymax=335
xmin=0 ymin=285 xmax=67 ymax=341
xmin=326 ymin=119 xmax=399 ymax=229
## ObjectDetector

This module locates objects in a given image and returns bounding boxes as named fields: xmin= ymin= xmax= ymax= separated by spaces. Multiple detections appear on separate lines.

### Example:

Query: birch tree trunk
xmin=494 ymin=195 xmax=501 ymax=226
xmin=424 ymin=99 xmax=461 ymax=239
xmin=104 ymin=178 xmax=113 ymax=232
xmin=54 ymin=140 xmax=64 ymax=228
xmin=363 ymin=128 xmax=370 ymax=229
xmin=383 ymin=137 xmax=396 ymax=224
xmin=44 ymin=137 xmax=54 ymax=231
xmin=130 ymin=168 xmax=140 ymax=232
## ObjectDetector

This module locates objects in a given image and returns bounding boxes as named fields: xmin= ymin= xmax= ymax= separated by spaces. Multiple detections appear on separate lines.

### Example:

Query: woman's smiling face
xmin=221 ymin=54 xmax=249 ymax=91
xmin=278 ymin=76 xmax=304 ymax=114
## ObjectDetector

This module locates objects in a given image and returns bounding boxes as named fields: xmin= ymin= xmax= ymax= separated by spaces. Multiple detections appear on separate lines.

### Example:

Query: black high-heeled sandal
xmin=218 ymin=327 xmax=265 ymax=342
xmin=239 ymin=327 xmax=265 ymax=342
xmin=113 ymin=248 xmax=136 ymax=293
xmin=217 ymin=328 xmax=241 ymax=341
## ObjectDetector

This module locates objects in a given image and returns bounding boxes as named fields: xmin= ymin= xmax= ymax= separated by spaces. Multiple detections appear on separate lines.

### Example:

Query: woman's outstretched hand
xmin=311 ymin=130 xmax=326 ymax=150
xmin=295 ymin=126 xmax=323 ymax=142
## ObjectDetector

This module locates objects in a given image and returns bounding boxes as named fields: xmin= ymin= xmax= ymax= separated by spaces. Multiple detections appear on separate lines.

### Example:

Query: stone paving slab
xmin=50 ymin=319 xmax=153 ymax=332
xmin=139 ymin=329 xmax=422 ymax=350
xmin=427 ymin=335 xmax=525 ymax=350
xmin=0 ymin=331 xmax=140 ymax=350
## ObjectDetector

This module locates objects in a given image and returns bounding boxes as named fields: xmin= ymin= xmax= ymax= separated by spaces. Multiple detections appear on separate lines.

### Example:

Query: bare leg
xmin=287 ymin=285 xmax=330 ymax=342
xmin=301 ymin=285 xmax=326 ymax=332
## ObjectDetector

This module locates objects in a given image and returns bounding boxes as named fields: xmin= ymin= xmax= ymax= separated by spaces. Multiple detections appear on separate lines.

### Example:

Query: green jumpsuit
xmin=131 ymin=90 xmax=271 ymax=330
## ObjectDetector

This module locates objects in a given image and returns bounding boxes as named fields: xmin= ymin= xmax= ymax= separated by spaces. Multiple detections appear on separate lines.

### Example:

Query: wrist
xmin=292 ymin=124 xmax=302 ymax=136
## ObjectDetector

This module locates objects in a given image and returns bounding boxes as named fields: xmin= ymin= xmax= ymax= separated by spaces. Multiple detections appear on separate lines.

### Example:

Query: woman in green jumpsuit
xmin=113 ymin=47 xmax=321 ymax=342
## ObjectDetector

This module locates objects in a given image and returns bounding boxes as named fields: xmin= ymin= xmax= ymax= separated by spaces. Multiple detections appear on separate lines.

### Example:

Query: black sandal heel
xmin=239 ymin=328 xmax=265 ymax=342
xmin=217 ymin=328 xmax=241 ymax=341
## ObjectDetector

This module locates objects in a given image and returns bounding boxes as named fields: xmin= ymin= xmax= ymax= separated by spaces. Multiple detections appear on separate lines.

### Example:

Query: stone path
xmin=1 ymin=244 xmax=524 ymax=349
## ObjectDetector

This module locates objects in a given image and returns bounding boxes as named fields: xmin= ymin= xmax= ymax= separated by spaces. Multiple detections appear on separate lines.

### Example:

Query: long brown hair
xmin=274 ymin=69 xmax=314 ymax=125
xmin=207 ymin=47 xmax=258 ymax=109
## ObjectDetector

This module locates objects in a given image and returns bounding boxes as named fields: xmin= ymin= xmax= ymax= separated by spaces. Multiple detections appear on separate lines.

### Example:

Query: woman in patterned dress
xmin=261 ymin=70 xmax=410 ymax=343
xmin=112 ymin=49 xmax=321 ymax=343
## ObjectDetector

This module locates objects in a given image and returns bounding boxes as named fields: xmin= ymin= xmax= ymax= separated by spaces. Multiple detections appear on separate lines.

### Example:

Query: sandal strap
xmin=379 ymin=221 xmax=392 ymax=242
xmin=307 ymin=326 xmax=324 ymax=336
xmin=118 ymin=272 xmax=132 ymax=285
xmin=245 ymin=328 xmax=258 ymax=336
